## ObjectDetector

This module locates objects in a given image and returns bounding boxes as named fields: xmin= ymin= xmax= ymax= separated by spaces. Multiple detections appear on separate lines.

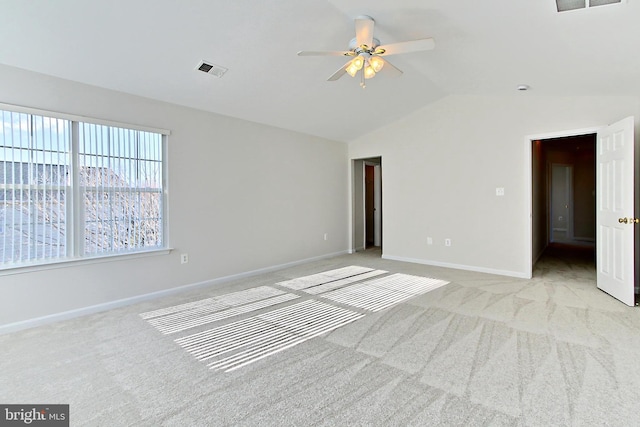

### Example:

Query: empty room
xmin=1 ymin=0 xmax=640 ymax=425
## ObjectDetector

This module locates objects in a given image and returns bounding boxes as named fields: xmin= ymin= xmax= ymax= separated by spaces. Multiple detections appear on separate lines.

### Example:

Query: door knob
xmin=618 ymin=217 xmax=640 ymax=224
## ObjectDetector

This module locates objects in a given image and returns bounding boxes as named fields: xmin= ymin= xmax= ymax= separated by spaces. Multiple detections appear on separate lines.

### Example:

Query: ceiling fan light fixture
xmin=298 ymin=15 xmax=435 ymax=86
xmin=369 ymin=56 xmax=384 ymax=73
xmin=352 ymin=55 xmax=365 ymax=70
xmin=363 ymin=64 xmax=376 ymax=79
xmin=346 ymin=60 xmax=360 ymax=77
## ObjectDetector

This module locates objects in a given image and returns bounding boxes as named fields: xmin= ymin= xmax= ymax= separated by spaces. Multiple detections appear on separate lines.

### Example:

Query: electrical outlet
xmin=427 ymin=237 xmax=433 ymax=245
xmin=181 ymin=253 xmax=189 ymax=264
xmin=496 ymin=187 xmax=505 ymax=196
xmin=445 ymin=238 xmax=452 ymax=247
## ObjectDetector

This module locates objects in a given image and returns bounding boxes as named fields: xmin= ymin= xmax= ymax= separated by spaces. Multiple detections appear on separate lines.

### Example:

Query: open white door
xmin=373 ymin=165 xmax=382 ymax=247
xmin=596 ymin=116 xmax=636 ymax=306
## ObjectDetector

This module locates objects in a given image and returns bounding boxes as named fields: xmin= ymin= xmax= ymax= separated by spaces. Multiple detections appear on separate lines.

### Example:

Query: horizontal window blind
xmin=0 ymin=107 xmax=166 ymax=267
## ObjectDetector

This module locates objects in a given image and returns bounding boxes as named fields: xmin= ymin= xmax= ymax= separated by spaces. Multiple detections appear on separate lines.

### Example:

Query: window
xmin=0 ymin=106 xmax=167 ymax=268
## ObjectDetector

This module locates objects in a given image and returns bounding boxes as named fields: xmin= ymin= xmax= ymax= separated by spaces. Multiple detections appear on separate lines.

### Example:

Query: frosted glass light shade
xmin=369 ymin=56 xmax=384 ymax=72
xmin=346 ymin=61 xmax=359 ymax=77
xmin=364 ymin=65 xmax=376 ymax=79
xmin=352 ymin=56 xmax=365 ymax=70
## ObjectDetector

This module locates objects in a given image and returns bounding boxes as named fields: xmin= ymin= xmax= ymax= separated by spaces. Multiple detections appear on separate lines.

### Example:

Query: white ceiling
xmin=1 ymin=0 xmax=639 ymax=142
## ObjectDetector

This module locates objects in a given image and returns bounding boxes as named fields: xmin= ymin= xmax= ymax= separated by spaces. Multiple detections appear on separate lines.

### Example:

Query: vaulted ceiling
xmin=1 ymin=0 xmax=639 ymax=142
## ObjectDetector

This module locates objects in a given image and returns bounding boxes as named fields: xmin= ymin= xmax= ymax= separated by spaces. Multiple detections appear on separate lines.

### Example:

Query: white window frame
xmin=0 ymin=103 xmax=171 ymax=273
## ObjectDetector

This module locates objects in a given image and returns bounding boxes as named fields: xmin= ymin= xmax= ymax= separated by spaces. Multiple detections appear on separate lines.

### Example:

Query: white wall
xmin=349 ymin=94 xmax=640 ymax=277
xmin=0 ymin=64 xmax=348 ymax=329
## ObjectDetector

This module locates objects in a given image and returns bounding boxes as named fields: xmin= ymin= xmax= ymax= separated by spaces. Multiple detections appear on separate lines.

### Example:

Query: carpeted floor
xmin=1 ymin=246 xmax=638 ymax=426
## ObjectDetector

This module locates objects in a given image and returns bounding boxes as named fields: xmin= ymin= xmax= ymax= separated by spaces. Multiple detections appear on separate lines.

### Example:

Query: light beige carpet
xmin=1 ymin=247 xmax=638 ymax=426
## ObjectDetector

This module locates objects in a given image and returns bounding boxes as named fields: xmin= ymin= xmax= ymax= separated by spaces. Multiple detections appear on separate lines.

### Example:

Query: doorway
xmin=352 ymin=157 xmax=382 ymax=253
xmin=528 ymin=118 xmax=636 ymax=305
xmin=531 ymin=134 xmax=596 ymax=263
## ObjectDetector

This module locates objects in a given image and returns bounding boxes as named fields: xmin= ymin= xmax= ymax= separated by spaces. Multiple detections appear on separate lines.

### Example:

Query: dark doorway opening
xmin=532 ymin=134 xmax=596 ymax=266
xmin=352 ymin=157 xmax=382 ymax=254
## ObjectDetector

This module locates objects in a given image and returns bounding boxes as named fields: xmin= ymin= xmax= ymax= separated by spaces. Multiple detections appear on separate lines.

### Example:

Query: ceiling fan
xmin=297 ymin=15 xmax=435 ymax=88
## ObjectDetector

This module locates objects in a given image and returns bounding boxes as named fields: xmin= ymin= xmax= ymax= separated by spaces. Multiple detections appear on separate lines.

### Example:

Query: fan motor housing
xmin=349 ymin=37 xmax=381 ymax=52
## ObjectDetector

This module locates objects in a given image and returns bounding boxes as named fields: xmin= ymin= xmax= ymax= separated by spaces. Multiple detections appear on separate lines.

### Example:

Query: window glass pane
xmin=79 ymin=123 xmax=163 ymax=255
xmin=1 ymin=107 xmax=165 ymax=267
xmin=1 ymin=110 xmax=70 ymax=264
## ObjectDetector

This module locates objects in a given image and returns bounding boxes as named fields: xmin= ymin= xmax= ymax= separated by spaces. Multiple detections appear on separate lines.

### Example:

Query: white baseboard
xmin=381 ymin=254 xmax=531 ymax=279
xmin=0 ymin=249 xmax=349 ymax=335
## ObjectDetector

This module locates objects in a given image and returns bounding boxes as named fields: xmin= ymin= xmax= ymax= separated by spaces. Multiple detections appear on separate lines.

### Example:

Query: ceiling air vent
xmin=556 ymin=0 xmax=621 ymax=12
xmin=196 ymin=61 xmax=228 ymax=78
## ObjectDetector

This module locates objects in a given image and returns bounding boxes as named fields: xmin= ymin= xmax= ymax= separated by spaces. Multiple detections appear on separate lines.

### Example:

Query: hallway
xmin=535 ymin=243 xmax=595 ymax=277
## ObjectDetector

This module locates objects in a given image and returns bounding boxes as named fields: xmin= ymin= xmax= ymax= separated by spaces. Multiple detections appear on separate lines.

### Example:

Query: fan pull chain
xmin=360 ymin=69 xmax=366 ymax=89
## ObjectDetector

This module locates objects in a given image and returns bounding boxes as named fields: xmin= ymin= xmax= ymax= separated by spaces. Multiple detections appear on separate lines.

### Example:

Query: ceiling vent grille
xmin=196 ymin=61 xmax=228 ymax=78
xmin=556 ymin=0 xmax=621 ymax=12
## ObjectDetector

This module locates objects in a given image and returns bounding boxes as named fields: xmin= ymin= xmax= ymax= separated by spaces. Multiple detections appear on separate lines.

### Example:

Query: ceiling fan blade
xmin=297 ymin=50 xmax=353 ymax=57
xmin=327 ymin=63 xmax=349 ymax=81
xmin=378 ymin=58 xmax=403 ymax=77
xmin=375 ymin=38 xmax=435 ymax=56
xmin=355 ymin=15 xmax=375 ymax=48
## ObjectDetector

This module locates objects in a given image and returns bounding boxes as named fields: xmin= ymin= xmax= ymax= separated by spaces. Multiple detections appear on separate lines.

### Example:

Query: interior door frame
xmin=350 ymin=156 xmax=382 ymax=254
xmin=364 ymin=163 xmax=375 ymax=247
xmin=525 ymin=126 xmax=601 ymax=278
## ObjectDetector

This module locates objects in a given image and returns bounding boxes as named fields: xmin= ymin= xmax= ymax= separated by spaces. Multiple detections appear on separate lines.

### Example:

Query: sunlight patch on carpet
xmin=141 ymin=267 xmax=449 ymax=372
xmin=175 ymin=300 xmax=364 ymax=372
xmin=140 ymin=286 xmax=299 ymax=334
xmin=276 ymin=265 xmax=378 ymax=291
xmin=320 ymin=273 xmax=450 ymax=312
xmin=302 ymin=269 xmax=388 ymax=294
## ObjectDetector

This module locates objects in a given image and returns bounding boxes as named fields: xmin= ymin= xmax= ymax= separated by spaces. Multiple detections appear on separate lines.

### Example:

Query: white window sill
xmin=0 ymin=248 xmax=173 ymax=277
